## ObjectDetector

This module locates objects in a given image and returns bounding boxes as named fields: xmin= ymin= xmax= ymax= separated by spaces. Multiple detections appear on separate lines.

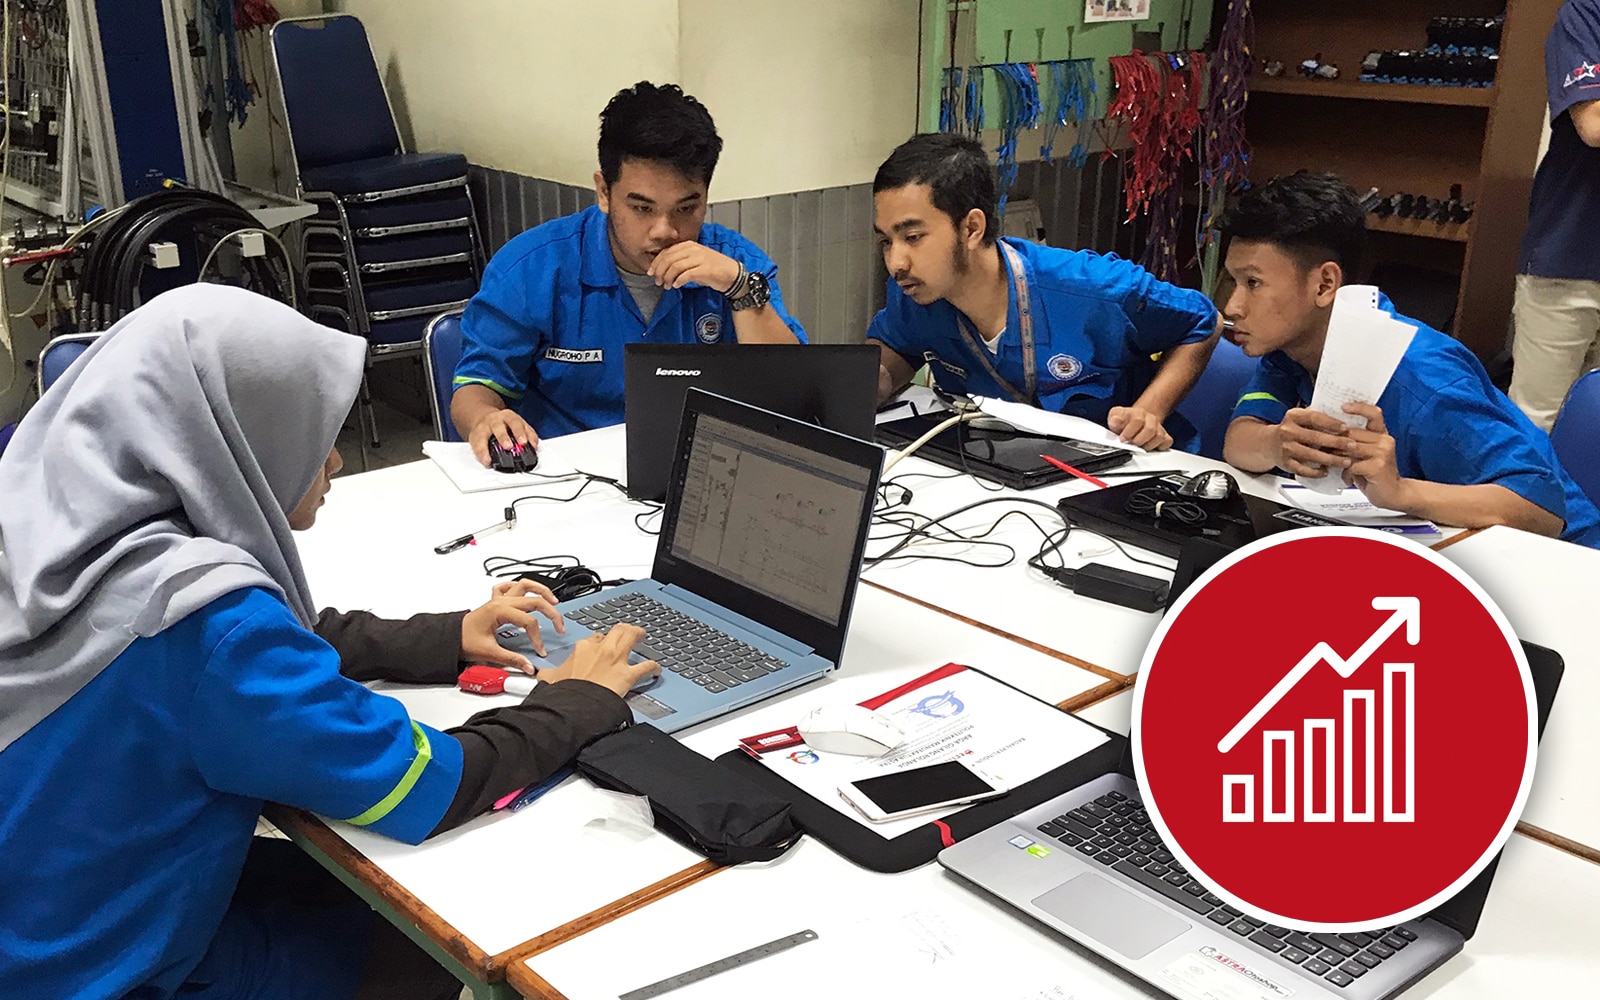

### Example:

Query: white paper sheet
xmin=1297 ymin=285 xmax=1417 ymax=494
xmin=421 ymin=440 xmax=583 ymax=493
xmin=750 ymin=666 xmax=1110 ymax=839
xmin=1277 ymin=483 xmax=1441 ymax=537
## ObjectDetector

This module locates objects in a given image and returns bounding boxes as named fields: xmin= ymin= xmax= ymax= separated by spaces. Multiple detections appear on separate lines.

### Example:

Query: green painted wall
xmin=920 ymin=0 xmax=1217 ymax=136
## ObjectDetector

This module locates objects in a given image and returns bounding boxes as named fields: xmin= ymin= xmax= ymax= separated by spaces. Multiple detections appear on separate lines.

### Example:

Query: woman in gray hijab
xmin=0 ymin=285 xmax=658 ymax=1000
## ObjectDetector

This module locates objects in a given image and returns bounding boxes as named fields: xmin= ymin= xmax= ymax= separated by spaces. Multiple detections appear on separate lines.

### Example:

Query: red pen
xmin=1040 ymin=454 xmax=1109 ymax=489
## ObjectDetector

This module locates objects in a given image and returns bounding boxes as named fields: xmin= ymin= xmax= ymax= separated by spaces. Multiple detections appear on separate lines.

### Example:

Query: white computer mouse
xmin=796 ymin=704 xmax=907 ymax=757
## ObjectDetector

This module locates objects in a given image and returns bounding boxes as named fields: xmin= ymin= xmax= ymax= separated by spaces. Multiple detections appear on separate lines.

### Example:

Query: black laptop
xmin=623 ymin=343 xmax=878 ymax=500
xmin=1058 ymin=474 xmax=1351 ymax=559
xmin=875 ymin=411 xmax=1133 ymax=490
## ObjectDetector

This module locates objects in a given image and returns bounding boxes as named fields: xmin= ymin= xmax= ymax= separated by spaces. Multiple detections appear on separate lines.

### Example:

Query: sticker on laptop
xmin=1160 ymin=948 xmax=1296 ymax=1000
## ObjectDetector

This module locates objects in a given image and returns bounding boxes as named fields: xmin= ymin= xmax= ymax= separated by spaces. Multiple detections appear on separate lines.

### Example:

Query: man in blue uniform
xmin=1509 ymin=0 xmax=1600 ymax=429
xmin=867 ymin=133 xmax=1221 ymax=452
xmin=1220 ymin=172 xmax=1600 ymax=547
xmin=452 ymin=81 xmax=805 ymax=462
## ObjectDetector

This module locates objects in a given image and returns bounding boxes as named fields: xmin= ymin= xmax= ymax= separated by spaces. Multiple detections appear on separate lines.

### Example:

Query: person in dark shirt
xmin=1509 ymin=0 xmax=1600 ymax=429
xmin=0 ymin=284 xmax=658 ymax=1000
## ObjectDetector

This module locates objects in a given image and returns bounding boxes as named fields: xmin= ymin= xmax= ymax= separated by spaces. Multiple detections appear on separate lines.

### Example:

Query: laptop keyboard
xmin=565 ymin=593 xmax=790 ymax=694
xmin=1038 ymin=791 xmax=1419 ymax=990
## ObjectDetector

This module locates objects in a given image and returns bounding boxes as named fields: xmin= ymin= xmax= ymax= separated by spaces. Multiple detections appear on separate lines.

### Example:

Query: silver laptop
xmin=502 ymin=388 xmax=883 ymax=734
xmin=938 ymin=643 xmax=1565 ymax=1000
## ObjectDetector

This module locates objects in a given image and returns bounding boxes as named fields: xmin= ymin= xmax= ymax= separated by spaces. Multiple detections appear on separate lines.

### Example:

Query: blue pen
xmin=508 ymin=766 xmax=576 ymax=812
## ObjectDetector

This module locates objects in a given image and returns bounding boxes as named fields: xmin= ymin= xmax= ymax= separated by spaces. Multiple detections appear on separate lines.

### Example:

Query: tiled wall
xmin=466 ymin=157 xmax=1129 ymax=346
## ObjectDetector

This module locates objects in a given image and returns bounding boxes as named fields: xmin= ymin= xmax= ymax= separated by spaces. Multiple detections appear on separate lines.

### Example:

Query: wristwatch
xmin=728 ymin=270 xmax=771 ymax=312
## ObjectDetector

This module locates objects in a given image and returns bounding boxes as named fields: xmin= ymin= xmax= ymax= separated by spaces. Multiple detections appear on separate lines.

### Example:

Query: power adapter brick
xmin=1043 ymin=562 xmax=1170 ymax=613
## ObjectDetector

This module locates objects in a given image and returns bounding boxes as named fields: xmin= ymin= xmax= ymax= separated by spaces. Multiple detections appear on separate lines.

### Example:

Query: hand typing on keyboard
xmin=536 ymin=622 xmax=660 ymax=698
xmin=565 ymin=594 xmax=790 ymax=695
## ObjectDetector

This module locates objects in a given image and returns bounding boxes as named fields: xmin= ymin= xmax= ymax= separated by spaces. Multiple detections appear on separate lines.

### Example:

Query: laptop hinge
xmin=659 ymin=585 xmax=816 ymax=658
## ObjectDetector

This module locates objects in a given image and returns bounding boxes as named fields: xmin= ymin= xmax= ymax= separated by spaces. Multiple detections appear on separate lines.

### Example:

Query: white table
xmin=510 ymin=824 xmax=1595 ymax=1000
xmin=1439 ymin=526 xmax=1600 ymax=859
xmin=280 ymin=427 xmax=1111 ymax=992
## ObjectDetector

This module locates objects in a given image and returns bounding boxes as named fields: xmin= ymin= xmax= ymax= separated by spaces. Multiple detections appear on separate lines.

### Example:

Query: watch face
xmin=733 ymin=271 xmax=771 ymax=310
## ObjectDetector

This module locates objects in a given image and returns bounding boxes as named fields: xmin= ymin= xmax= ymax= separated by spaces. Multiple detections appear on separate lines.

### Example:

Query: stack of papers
xmin=1298 ymin=285 xmax=1418 ymax=494
xmin=1278 ymin=482 xmax=1441 ymax=537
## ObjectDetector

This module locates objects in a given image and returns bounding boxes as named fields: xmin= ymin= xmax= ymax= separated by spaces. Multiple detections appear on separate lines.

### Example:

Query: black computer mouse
xmin=488 ymin=438 xmax=538 ymax=474
xmin=1177 ymin=469 xmax=1239 ymax=502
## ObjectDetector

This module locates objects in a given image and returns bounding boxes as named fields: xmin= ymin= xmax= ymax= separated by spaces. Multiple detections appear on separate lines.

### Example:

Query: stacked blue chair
xmin=1174 ymin=335 xmax=1258 ymax=460
xmin=1550 ymin=368 xmax=1600 ymax=508
xmin=422 ymin=311 xmax=464 ymax=442
xmin=271 ymin=14 xmax=483 ymax=449
xmin=38 ymin=333 xmax=98 ymax=395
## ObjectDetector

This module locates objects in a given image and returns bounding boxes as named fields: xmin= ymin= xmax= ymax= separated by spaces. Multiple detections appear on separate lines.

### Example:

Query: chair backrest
xmin=1550 ymin=368 xmax=1600 ymax=507
xmin=270 ymin=15 xmax=401 ymax=175
xmin=38 ymin=334 xmax=98 ymax=395
xmin=422 ymin=311 xmax=464 ymax=441
xmin=0 ymin=421 xmax=15 ymax=459
xmin=1175 ymin=336 xmax=1258 ymax=460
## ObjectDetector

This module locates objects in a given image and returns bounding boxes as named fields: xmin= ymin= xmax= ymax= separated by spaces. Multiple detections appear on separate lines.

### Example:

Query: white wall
xmin=332 ymin=0 xmax=920 ymax=200
xmin=335 ymin=0 xmax=681 ymax=189
xmin=678 ymin=0 xmax=921 ymax=201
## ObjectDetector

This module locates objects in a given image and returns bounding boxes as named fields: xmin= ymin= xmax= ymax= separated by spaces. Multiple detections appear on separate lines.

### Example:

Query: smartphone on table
xmin=837 ymin=757 xmax=1008 ymax=823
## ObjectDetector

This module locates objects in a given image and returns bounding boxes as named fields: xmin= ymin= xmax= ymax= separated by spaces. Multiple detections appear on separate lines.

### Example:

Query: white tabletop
xmin=1438 ymin=526 xmax=1600 ymax=854
xmin=1074 ymin=689 xmax=1135 ymax=737
xmin=289 ymin=427 xmax=1108 ymax=961
xmin=516 ymin=825 xmax=1593 ymax=1000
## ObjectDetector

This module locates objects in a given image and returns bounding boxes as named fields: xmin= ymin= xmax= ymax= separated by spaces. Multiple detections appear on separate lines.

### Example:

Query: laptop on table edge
xmin=623 ymin=343 xmax=879 ymax=500
xmin=500 ymin=387 xmax=884 ymax=734
xmin=937 ymin=641 xmax=1564 ymax=1000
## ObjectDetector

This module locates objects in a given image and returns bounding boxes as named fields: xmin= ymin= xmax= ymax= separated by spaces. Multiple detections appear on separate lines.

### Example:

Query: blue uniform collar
xmin=580 ymin=206 xmax=622 ymax=288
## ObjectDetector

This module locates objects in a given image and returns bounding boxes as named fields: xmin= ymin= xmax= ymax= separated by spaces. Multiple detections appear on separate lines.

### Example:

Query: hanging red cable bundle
xmin=235 ymin=0 xmax=281 ymax=34
xmin=1107 ymin=51 xmax=1207 ymax=282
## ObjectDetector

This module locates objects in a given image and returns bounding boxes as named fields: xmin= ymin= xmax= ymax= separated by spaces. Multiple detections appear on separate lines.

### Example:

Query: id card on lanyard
xmin=954 ymin=241 xmax=1037 ymax=404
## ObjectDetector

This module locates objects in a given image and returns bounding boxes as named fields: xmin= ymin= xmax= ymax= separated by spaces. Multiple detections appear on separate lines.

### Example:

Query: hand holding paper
xmin=1296 ymin=285 xmax=1417 ymax=494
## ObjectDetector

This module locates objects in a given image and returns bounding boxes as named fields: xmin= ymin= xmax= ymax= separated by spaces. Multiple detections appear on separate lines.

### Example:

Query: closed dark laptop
xmin=624 ymin=343 xmax=879 ymax=500
xmin=1058 ymin=476 xmax=1350 ymax=559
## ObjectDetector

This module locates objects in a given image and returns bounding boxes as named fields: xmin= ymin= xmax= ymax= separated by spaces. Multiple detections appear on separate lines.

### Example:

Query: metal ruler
xmin=618 ymin=929 xmax=819 ymax=1000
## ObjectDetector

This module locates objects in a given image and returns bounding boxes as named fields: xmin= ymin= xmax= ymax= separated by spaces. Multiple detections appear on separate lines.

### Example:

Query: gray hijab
xmin=0 ymin=284 xmax=366 ymax=752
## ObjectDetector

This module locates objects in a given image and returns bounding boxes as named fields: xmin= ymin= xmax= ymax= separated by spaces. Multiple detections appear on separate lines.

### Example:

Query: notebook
xmin=623 ymin=343 xmax=879 ymax=500
xmin=938 ymin=641 xmax=1565 ymax=1000
xmin=500 ymin=388 xmax=884 ymax=734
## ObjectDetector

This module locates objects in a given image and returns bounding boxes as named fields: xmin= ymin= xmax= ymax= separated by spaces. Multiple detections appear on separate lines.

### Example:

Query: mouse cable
xmin=1028 ymin=520 xmax=1178 ymax=578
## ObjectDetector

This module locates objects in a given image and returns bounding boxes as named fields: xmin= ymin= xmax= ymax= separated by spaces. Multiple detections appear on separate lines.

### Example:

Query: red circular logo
xmin=1133 ymin=529 xmax=1535 ymax=931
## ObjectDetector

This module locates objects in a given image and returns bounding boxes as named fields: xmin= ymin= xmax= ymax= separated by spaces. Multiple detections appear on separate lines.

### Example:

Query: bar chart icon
xmin=1218 ymin=598 xmax=1419 ymax=824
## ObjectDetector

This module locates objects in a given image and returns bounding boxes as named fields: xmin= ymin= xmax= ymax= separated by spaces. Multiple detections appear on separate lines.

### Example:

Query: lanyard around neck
xmin=955 ymin=241 xmax=1036 ymax=404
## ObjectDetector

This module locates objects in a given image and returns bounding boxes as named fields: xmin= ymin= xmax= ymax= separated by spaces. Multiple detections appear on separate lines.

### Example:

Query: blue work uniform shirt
xmin=868 ymin=237 xmax=1218 ymax=451
xmin=1520 ymin=0 xmax=1600 ymax=281
xmin=454 ymin=204 xmax=807 ymax=438
xmin=0 ymin=588 xmax=463 ymax=1000
xmin=1230 ymin=302 xmax=1600 ymax=548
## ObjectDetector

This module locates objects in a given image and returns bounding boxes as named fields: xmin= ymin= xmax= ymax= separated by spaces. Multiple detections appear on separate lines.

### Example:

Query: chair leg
xmin=359 ymin=373 xmax=381 ymax=453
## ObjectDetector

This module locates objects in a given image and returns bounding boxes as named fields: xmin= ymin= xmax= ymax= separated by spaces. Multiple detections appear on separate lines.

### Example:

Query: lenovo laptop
xmin=623 ymin=343 xmax=879 ymax=500
xmin=939 ymin=641 xmax=1564 ymax=1000
xmin=504 ymin=388 xmax=883 ymax=734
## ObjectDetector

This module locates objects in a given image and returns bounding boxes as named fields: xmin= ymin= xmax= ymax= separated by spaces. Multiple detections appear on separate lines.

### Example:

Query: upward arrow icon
xmin=1217 ymin=598 xmax=1421 ymax=754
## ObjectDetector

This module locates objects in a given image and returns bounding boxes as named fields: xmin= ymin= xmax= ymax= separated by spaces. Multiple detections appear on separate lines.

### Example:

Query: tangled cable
xmin=1106 ymin=51 xmax=1207 ymax=283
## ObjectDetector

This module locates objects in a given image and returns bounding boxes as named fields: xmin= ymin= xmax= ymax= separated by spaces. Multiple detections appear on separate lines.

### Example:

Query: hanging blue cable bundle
xmin=1066 ymin=59 xmax=1099 ymax=169
xmin=940 ymin=66 xmax=964 ymax=134
xmin=1039 ymin=59 xmax=1096 ymax=167
xmin=209 ymin=0 xmax=255 ymax=127
xmin=963 ymin=65 xmax=986 ymax=138
xmin=992 ymin=63 xmax=1041 ymax=218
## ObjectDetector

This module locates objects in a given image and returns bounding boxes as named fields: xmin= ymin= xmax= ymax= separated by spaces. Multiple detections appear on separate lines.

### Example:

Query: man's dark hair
xmin=598 ymin=82 xmax=722 ymax=187
xmin=873 ymin=133 xmax=998 ymax=246
xmin=1218 ymin=171 xmax=1367 ymax=274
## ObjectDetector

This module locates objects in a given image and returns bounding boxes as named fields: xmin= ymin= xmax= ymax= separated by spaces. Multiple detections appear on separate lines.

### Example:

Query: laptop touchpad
xmin=1032 ymin=874 xmax=1189 ymax=959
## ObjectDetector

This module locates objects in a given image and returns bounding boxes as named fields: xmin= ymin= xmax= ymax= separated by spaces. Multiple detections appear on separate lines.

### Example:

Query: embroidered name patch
xmin=543 ymin=347 xmax=604 ymax=363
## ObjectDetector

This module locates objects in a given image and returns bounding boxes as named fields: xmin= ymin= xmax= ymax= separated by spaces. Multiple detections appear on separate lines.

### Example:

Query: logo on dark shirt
xmin=1565 ymin=61 xmax=1600 ymax=88
xmin=1045 ymin=353 xmax=1084 ymax=383
xmin=543 ymin=347 xmax=603 ymax=363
